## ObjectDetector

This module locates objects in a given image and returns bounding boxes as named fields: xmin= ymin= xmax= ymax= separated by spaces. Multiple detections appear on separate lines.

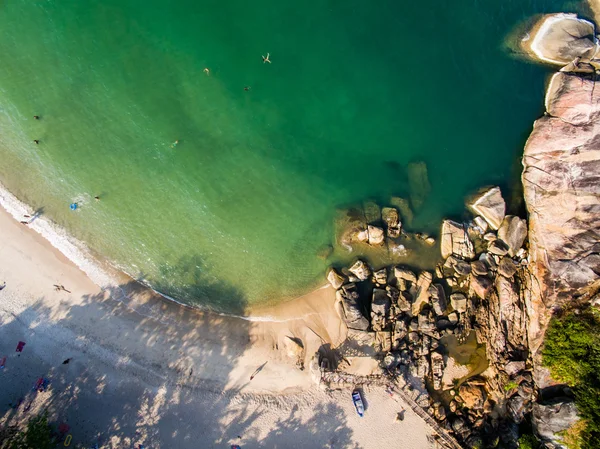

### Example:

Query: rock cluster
xmin=328 ymin=186 xmax=535 ymax=448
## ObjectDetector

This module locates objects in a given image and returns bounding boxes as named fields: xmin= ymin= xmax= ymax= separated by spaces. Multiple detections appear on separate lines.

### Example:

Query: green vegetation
xmin=1 ymin=412 xmax=56 ymax=449
xmin=518 ymin=432 xmax=539 ymax=449
xmin=542 ymin=307 xmax=600 ymax=449
xmin=504 ymin=380 xmax=519 ymax=392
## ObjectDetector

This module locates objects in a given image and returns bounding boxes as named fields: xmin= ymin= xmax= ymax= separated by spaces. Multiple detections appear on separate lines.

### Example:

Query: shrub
xmin=4 ymin=411 xmax=56 ymax=449
xmin=542 ymin=308 xmax=600 ymax=449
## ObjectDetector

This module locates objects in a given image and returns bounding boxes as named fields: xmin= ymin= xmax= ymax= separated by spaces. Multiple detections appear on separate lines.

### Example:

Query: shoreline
xmin=0 ymin=179 xmax=330 ymax=321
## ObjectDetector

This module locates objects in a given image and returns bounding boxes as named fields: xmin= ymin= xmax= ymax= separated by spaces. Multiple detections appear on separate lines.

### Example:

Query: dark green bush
xmin=3 ymin=412 xmax=56 ymax=449
xmin=542 ymin=308 xmax=600 ymax=449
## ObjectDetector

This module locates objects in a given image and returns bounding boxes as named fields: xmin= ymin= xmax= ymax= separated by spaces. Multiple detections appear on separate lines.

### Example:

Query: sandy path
xmin=0 ymin=206 xmax=435 ymax=448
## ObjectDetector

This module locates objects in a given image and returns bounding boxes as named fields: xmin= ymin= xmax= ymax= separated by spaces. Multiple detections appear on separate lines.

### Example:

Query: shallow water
xmin=0 ymin=0 xmax=584 ymax=310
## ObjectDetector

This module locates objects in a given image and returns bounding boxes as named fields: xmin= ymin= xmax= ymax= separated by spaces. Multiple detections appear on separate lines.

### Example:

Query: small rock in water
xmin=382 ymin=207 xmax=401 ymax=238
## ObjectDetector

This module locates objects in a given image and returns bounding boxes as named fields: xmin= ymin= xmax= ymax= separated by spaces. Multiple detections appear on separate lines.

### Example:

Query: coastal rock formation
xmin=498 ymin=216 xmax=527 ymax=257
xmin=524 ymin=13 xmax=599 ymax=65
xmin=349 ymin=259 xmax=371 ymax=281
xmin=522 ymin=71 xmax=600 ymax=377
xmin=326 ymin=267 xmax=346 ymax=290
xmin=532 ymin=398 xmax=579 ymax=447
xmin=337 ymin=283 xmax=369 ymax=330
xmin=468 ymin=186 xmax=506 ymax=230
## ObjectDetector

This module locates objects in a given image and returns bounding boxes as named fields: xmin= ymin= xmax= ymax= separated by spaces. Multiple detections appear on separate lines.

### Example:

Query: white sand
xmin=0 ymin=205 xmax=435 ymax=448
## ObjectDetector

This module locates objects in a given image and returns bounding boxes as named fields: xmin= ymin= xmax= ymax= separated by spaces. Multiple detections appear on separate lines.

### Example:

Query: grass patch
xmin=542 ymin=307 xmax=600 ymax=449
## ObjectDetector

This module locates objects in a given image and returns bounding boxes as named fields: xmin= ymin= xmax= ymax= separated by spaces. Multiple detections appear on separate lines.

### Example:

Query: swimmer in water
xmin=33 ymin=115 xmax=40 ymax=120
xmin=203 ymin=68 xmax=210 ymax=76
xmin=171 ymin=140 xmax=179 ymax=148
xmin=244 ymin=86 xmax=251 ymax=91
xmin=262 ymin=53 xmax=271 ymax=64
xmin=33 ymin=140 xmax=39 ymax=144
xmin=94 ymin=196 xmax=100 ymax=201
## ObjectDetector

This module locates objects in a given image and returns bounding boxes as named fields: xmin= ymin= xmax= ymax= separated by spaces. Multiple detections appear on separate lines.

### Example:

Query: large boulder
xmin=429 ymin=284 xmax=447 ymax=316
xmin=468 ymin=186 xmax=506 ymax=230
xmin=522 ymin=71 xmax=600 ymax=381
xmin=450 ymin=292 xmax=467 ymax=313
xmin=441 ymin=220 xmax=475 ymax=260
xmin=533 ymin=399 xmax=580 ymax=447
xmin=326 ymin=267 xmax=346 ymax=289
xmin=337 ymin=283 xmax=369 ymax=330
xmin=412 ymin=271 xmax=433 ymax=315
xmin=458 ymin=384 xmax=486 ymax=410
xmin=348 ymin=259 xmax=371 ymax=281
xmin=371 ymin=288 xmax=391 ymax=331
xmin=524 ymin=14 xmax=599 ymax=65
xmin=498 ymin=216 xmax=527 ymax=257
xmin=470 ymin=275 xmax=493 ymax=299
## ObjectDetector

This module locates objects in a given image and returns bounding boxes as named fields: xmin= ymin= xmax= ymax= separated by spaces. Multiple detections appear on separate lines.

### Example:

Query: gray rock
xmin=326 ymin=267 xmax=346 ymax=289
xmin=394 ymin=266 xmax=417 ymax=285
xmin=468 ymin=186 xmax=506 ymax=230
xmin=470 ymin=275 xmax=493 ymax=299
xmin=394 ymin=319 xmax=408 ymax=341
xmin=371 ymin=288 xmax=391 ymax=331
xmin=454 ymin=260 xmax=472 ymax=277
xmin=336 ymin=283 xmax=369 ymax=330
xmin=382 ymin=207 xmax=401 ymax=238
xmin=408 ymin=331 xmax=420 ymax=343
xmin=418 ymin=310 xmax=436 ymax=333
xmin=431 ymin=352 xmax=445 ymax=390
xmin=473 ymin=216 xmax=489 ymax=233
xmin=498 ymin=257 xmax=518 ymax=278
xmin=367 ymin=225 xmax=385 ymax=246
xmin=504 ymin=361 xmax=526 ymax=376
xmin=441 ymin=220 xmax=475 ymax=260
xmin=349 ymin=259 xmax=371 ymax=281
xmin=429 ymin=284 xmax=447 ymax=316
xmin=448 ymin=311 xmax=459 ymax=324
xmin=417 ymin=356 xmax=430 ymax=378
xmin=533 ymin=398 xmax=580 ymax=446
xmin=488 ymin=239 xmax=510 ymax=256
xmin=471 ymin=260 xmax=488 ymax=276
xmin=396 ymin=289 xmax=412 ymax=313
xmin=507 ymin=395 xmax=529 ymax=423
xmin=498 ymin=216 xmax=527 ymax=257
xmin=412 ymin=271 xmax=433 ymax=315
xmin=450 ymin=293 xmax=467 ymax=313
xmin=479 ymin=252 xmax=498 ymax=271
xmin=373 ymin=267 xmax=388 ymax=285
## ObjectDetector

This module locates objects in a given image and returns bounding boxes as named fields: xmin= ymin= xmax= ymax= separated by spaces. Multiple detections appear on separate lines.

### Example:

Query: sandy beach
xmin=0 ymin=205 xmax=435 ymax=448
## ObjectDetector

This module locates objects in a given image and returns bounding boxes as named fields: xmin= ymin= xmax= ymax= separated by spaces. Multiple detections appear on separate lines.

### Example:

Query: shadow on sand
xmin=0 ymin=262 xmax=358 ymax=448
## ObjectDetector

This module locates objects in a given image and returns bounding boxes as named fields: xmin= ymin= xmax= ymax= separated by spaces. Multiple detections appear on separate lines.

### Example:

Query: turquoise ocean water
xmin=0 ymin=0 xmax=583 ymax=311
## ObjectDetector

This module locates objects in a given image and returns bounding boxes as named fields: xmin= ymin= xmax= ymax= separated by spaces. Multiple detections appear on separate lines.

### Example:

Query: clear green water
xmin=0 ymin=0 xmax=583 ymax=311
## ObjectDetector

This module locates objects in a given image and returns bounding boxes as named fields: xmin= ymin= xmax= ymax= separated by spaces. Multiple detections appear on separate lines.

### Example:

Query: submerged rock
xmin=407 ymin=161 xmax=431 ymax=210
xmin=363 ymin=200 xmax=381 ymax=224
xmin=468 ymin=187 xmax=506 ymax=230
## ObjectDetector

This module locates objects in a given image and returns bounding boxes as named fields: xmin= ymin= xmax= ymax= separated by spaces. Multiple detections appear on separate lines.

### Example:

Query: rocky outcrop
xmin=522 ymin=71 xmax=600 ymax=380
xmin=533 ymin=398 xmax=579 ymax=447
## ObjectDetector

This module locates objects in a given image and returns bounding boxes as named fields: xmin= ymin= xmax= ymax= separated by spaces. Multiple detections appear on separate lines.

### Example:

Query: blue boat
xmin=352 ymin=389 xmax=365 ymax=417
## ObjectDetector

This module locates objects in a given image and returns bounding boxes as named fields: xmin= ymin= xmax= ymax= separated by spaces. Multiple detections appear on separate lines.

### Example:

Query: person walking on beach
xmin=262 ymin=53 xmax=271 ymax=63
xmin=0 ymin=281 xmax=5 ymax=291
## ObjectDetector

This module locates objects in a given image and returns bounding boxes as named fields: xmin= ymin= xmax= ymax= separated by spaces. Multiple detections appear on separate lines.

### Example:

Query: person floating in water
xmin=94 ymin=196 xmax=100 ymax=201
xmin=33 ymin=139 xmax=39 ymax=144
xmin=171 ymin=140 xmax=179 ymax=148
xmin=203 ymin=68 xmax=210 ymax=76
xmin=262 ymin=53 xmax=271 ymax=64
xmin=244 ymin=86 xmax=251 ymax=91
xmin=33 ymin=115 xmax=40 ymax=120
